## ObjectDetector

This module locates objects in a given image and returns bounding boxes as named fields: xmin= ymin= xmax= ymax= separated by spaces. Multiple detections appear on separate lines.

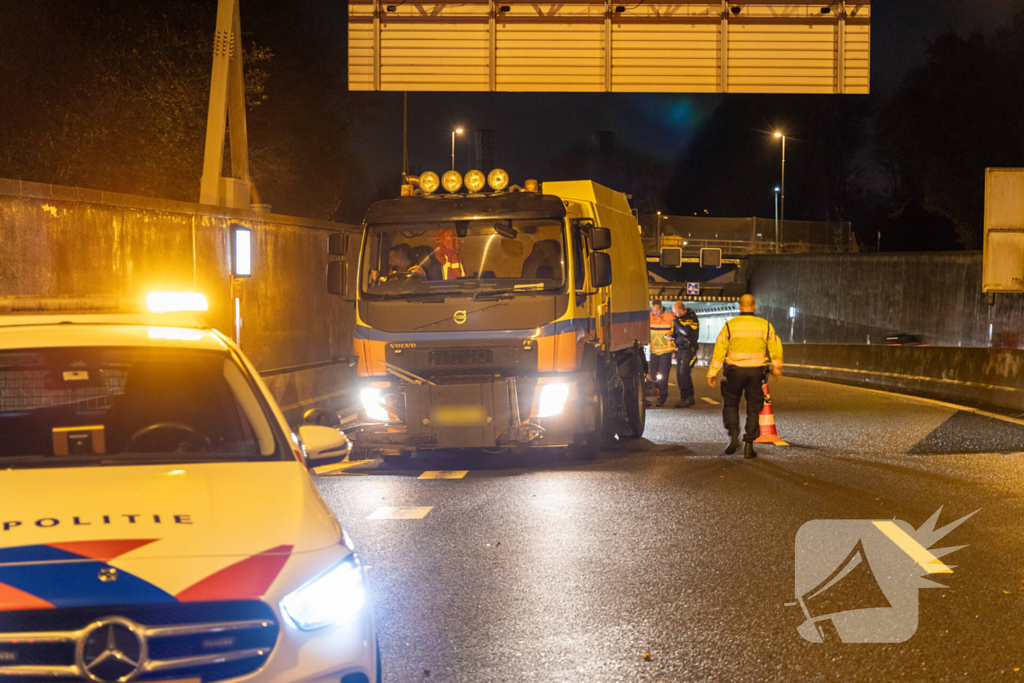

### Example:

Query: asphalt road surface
xmin=316 ymin=376 xmax=1024 ymax=682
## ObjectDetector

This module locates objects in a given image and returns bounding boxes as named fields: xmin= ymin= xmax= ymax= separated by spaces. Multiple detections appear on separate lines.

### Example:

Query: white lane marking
xmin=793 ymin=376 xmax=1024 ymax=428
xmin=418 ymin=470 xmax=469 ymax=479
xmin=702 ymin=397 xmax=720 ymax=405
xmin=367 ymin=506 xmax=433 ymax=520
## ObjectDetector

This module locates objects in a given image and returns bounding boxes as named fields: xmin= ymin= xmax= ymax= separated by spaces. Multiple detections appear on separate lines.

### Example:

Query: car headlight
xmin=537 ymin=382 xmax=570 ymax=418
xmin=360 ymin=387 xmax=390 ymax=422
xmin=281 ymin=556 xmax=366 ymax=631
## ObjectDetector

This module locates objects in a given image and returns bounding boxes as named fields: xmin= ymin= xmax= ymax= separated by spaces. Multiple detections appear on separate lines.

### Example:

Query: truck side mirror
xmin=589 ymin=226 xmax=611 ymax=251
xmin=327 ymin=260 xmax=348 ymax=296
xmin=589 ymin=252 xmax=612 ymax=288
xmin=329 ymin=232 xmax=348 ymax=256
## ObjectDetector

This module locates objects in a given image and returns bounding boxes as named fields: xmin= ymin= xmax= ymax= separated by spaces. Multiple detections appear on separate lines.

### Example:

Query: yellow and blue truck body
xmin=343 ymin=179 xmax=650 ymax=458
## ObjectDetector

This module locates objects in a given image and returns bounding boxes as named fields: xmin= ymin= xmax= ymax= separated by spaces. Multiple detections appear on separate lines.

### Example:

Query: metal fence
xmin=646 ymin=215 xmax=854 ymax=253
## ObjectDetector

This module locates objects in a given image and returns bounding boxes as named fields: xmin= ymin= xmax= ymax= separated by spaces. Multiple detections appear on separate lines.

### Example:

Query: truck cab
xmin=341 ymin=174 xmax=649 ymax=463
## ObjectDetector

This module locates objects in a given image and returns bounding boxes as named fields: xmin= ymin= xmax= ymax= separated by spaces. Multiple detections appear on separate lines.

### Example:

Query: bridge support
xmin=199 ymin=0 xmax=258 ymax=210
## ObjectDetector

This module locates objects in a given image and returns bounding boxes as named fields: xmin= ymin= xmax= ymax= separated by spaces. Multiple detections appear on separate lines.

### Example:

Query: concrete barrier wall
xmin=748 ymin=252 xmax=1024 ymax=349
xmin=0 ymin=178 xmax=361 ymax=421
xmin=696 ymin=342 xmax=1024 ymax=411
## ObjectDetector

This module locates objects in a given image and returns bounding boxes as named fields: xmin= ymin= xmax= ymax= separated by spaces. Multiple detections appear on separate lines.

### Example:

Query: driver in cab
xmin=380 ymin=243 xmax=426 ymax=282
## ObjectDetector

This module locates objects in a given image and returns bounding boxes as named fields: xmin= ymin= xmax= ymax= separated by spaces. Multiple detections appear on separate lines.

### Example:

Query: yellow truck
xmin=333 ymin=172 xmax=650 ymax=463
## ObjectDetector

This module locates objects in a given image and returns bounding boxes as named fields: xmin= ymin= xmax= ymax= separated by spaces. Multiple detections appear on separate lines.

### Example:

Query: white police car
xmin=0 ymin=292 xmax=379 ymax=683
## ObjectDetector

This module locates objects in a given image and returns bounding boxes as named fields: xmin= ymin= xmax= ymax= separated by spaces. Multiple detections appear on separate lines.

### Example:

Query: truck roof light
xmin=145 ymin=291 xmax=209 ymax=314
xmin=524 ymin=179 xmax=539 ymax=193
xmin=419 ymin=172 xmax=440 ymax=195
xmin=441 ymin=170 xmax=463 ymax=193
xmin=400 ymin=183 xmax=415 ymax=197
xmin=487 ymin=168 xmax=509 ymax=191
xmin=465 ymin=169 xmax=486 ymax=193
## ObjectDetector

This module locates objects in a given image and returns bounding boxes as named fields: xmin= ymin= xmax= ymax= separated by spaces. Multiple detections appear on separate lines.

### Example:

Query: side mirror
xmin=589 ymin=226 xmax=611 ymax=251
xmin=589 ymin=252 xmax=612 ymax=288
xmin=298 ymin=424 xmax=351 ymax=467
xmin=328 ymin=232 xmax=348 ymax=256
xmin=327 ymin=260 xmax=348 ymax=296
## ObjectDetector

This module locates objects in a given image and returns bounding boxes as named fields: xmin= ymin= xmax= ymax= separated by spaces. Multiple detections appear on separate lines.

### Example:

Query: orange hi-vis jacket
xmin=707 ymin=312 xmax=784 ymax=378
xmin=649 ymin=310 xmax=676 ymax=355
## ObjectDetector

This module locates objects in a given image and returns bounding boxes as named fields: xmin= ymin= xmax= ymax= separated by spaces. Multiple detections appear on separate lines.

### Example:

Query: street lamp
xmin=656 ymin=211 xmax=662 ymax=246
xmin=451 ymin=128 xmax=464 ymax=171
xmin=773 ymin=187 xmax=780 ymax=251
xmin=774 ymin=131 xmax=786 ymax=245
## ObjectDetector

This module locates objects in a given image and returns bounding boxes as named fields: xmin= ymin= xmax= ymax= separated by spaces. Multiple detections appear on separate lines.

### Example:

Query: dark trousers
xmin=650 ymin=352 xmax=673 ymax=403
xmin=721 ymin=365 xmax=766 ymax=442
xmin=676 ymin=347 xmax=695 ymax=402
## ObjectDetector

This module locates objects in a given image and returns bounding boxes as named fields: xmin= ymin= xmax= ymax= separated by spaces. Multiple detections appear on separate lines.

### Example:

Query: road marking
xmin=418 ymin=470 xmax=469 ymax=479
xmin=367 ymin=506 xmax=433 ymax=520
xmin=872 ymin=521 xmax=952 ymax=574
xmin=794 ymin=376 xmax=1024 ymax=428
xmin=702 ymin=397 xmax=719 ymax=405
xmin=313 ymin=459 xmax=374 ymax=475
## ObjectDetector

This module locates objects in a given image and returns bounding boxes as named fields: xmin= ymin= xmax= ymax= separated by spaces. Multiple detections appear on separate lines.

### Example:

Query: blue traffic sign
xmin=686 ymin=282 xmax=700 ymax=296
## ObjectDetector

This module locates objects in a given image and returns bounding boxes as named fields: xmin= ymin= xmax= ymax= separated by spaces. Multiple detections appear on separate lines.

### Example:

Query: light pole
xmin=451 ymin=128 xmax=463 ymax=171
xmin=656 ymin=211 xmax=662 ymax=247
xmin=774 ymin=132 xmax=786 ymax=245
xmin=773 ymin=187 xmax=780 ymax=252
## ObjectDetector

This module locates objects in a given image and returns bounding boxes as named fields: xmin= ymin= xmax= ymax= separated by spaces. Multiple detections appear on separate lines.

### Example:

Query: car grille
xmin=0 ymin=601 xmax=278 ymax=682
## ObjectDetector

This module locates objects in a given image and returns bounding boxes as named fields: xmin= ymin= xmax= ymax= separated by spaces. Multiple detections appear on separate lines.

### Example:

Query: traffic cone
xmin=755 ymin=380 xmax=788 ymax=445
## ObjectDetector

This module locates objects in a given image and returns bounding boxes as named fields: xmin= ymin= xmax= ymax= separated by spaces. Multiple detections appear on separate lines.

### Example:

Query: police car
xmin=0 ymin=292 xmax=379 ymax=683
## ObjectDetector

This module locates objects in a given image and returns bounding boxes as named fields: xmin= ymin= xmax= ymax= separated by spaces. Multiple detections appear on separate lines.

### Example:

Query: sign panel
xmin=350 ymin=1 xmax=870 ymax=93
xmin=978 ymin=168 xmax=1024 ymax=294
xmin=686 ymin=282 xmax=700 ymax=296
xmin=983 ymin=168 xmax=1024 ymax=293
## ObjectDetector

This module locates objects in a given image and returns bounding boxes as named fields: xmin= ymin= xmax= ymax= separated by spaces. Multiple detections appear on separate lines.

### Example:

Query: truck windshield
xmin=0 ymin=347 xmax=284 ymax=467
xmin=361 ymin=218 xmax=567 ymax=298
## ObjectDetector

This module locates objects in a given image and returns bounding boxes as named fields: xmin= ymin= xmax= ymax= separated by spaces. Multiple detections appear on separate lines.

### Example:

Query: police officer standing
xmin=670 ymin=301 xmax=700 ymax=408
xmin=707 ymin=294 xmax=783 ymax=458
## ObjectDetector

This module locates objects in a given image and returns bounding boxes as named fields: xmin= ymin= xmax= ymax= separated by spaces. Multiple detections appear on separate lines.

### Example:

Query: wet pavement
xmin=316 ymin=376 xmax=1024 ymax=682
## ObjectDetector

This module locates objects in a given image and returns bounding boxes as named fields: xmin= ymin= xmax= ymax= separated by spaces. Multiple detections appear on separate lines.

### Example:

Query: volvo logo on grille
xmin=75 ymin=617 xmax=148 ymax=683
xmin=453 ymin=310 xmax=467 ymax=324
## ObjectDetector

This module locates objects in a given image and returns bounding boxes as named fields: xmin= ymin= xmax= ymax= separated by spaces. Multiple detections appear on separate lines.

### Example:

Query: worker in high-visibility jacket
xmin=707 ymin=294 xmax=783 ymax=459
xmin=648 ymin=300 xmax=676 ymax=406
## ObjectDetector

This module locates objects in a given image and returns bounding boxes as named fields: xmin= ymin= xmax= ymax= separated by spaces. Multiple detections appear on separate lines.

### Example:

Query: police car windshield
xmin=361 ymin=219 xmax=566 ymax=299
xmin=0 ymin=347 xmax=284 ymax=467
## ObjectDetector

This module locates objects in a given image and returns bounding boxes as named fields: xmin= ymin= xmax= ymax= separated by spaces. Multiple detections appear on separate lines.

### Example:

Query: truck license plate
xmin=431 ymin=404 xmax=487 ymax=427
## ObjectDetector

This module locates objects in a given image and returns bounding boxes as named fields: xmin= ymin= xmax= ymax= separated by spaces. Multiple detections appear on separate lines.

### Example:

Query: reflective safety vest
xmin=707 ymin=313 xmax=783 ymax=378
xmin=438 ymin=253 xmax=465 ymax=280
xmin=649 ymin=310 xmax=676 ymax=355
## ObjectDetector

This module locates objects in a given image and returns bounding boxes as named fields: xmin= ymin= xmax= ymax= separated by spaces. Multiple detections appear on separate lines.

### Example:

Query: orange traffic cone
xmin=755 ymin=380 xmax=788 ymax=445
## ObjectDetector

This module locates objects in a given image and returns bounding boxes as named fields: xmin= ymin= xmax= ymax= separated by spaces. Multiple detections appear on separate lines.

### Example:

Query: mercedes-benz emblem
xmin=75 ymin=617 xmax=148 ymax=683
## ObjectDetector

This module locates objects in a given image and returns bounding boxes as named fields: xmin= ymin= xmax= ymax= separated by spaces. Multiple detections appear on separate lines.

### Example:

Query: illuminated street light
xmin=656 ymin=211 xmax=662 ymax=246
xmin=451 ymin=128 xmax=464 ymax=171
xmin=774 ymin=132 xmax=786 ymax=245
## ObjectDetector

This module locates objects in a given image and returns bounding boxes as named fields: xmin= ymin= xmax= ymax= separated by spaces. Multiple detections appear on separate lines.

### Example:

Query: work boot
xmin=674 ymin=399 xmax=694 ymax=408
xmin=725 ymin=431 xmax=740 ymax=455
xmin=744 ymin=442 xmax=757 ymax=459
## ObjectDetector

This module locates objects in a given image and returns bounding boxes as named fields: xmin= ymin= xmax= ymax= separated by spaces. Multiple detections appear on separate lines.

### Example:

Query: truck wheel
xmin=625 ymin=370 xmax=646 ymax=439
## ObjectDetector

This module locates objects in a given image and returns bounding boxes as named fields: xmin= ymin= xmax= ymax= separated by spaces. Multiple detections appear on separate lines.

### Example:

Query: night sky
xmin=333 ymin=0 xmax=1019 ymax=216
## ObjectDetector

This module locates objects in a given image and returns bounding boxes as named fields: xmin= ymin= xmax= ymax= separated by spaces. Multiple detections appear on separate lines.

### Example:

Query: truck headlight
xmin=360 ymin=388 xmax=390 ymax=421
xmin=538 ymin=382 xmax=570 ymax=418
xmin=281 ymin=556 xmax=366 ymax=631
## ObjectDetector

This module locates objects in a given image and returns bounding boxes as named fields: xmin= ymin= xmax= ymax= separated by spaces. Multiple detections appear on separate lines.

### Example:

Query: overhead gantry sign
xmin=349 ymin=1 xmax=869 ymax=93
